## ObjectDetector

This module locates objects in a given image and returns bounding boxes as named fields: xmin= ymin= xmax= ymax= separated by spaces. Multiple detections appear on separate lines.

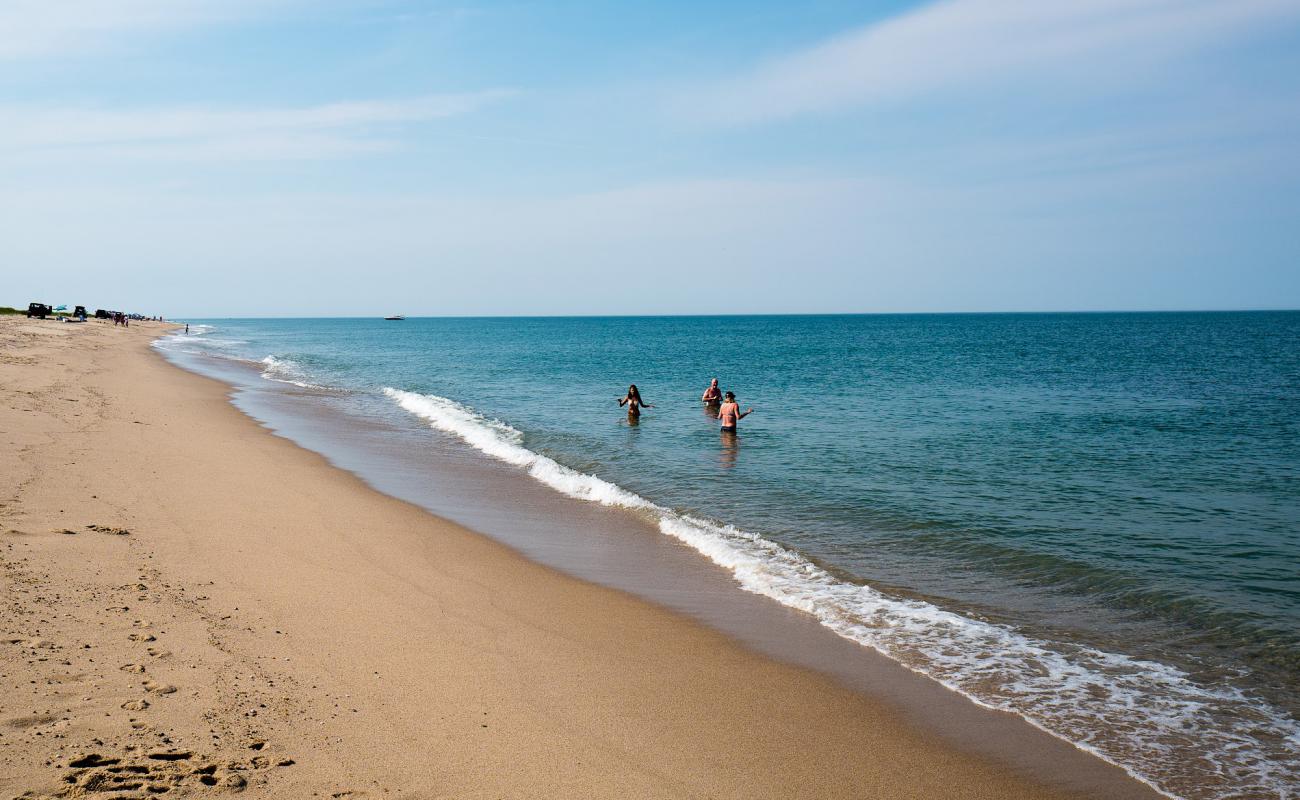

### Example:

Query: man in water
xmin=718 ymin=391 xmax=753 ymax=433
xmin=701 ymin=378 xmax=722 ymax=406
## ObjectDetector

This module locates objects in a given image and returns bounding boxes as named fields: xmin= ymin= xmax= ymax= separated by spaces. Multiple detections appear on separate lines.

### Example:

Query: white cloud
xmin=0 ymin=92 xmax=514 ymax=161
xmin=0 ymin=0 xmax=280 ymax=59
xmin=681 ymin=0 xmax=1300 ymax=124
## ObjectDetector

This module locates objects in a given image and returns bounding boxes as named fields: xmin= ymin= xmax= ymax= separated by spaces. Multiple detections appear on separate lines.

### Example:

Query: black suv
xmin=27 ymin=303 xmax=52 ymax=319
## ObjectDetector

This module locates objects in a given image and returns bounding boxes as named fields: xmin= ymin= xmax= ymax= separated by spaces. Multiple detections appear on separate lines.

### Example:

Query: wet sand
xmin=0 ymin=316 xmax=1160 ymax=799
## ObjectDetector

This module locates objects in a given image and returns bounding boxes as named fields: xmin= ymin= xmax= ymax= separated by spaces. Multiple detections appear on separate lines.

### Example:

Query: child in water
xmin=618 ymin=384 xmax=653 ymax=419
xmin=718 ymin=391 xmax=753 ymax=432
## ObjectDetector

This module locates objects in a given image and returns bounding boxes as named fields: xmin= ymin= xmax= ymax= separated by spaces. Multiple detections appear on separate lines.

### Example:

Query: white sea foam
xmin=154 ymin=328 xmax=338 ymax=392
xmin=258 ymin=355 xmax=329 ymax=390
xmin=152 ymin=326 xmax=245 ymax=356
xmin=387 ymin=386 xmax=1297 ymax=800
xmin=383 ymin=389 xmax=653 ymax=509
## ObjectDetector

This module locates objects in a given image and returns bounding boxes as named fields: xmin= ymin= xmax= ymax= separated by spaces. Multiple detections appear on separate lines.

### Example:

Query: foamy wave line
xmin=154 ymin=330 xmax=221 ymax=358
xmin=155 ymin=333 xmax=337 ymax=392
xmin=384 ymin=388 xmax=653 ymax=509
xmin=153 ymin=326 xmax=245 ymax=356
xmin=383 ymin=387 xmax=1299 ymax=800
xmin=259 ymin=355 xmax=331 ymax=390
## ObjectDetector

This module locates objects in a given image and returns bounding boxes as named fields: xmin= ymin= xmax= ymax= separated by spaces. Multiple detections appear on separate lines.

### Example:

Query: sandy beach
xmin=0 ymin=316 xmax=1152 ymax=800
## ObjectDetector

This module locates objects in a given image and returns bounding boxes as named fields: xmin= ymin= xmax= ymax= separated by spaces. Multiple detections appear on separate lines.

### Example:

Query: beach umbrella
xmin=54 ymin=305 xmax=67 ymax=311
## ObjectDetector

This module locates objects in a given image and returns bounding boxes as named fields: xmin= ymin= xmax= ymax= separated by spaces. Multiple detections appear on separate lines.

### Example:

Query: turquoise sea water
xmin=158 ymin=312 xmax=1299 ymax=800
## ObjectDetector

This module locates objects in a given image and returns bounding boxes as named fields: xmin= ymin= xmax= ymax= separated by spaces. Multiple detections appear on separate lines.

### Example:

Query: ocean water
xmin=157 ymin=313 xmax=1299 ymax=800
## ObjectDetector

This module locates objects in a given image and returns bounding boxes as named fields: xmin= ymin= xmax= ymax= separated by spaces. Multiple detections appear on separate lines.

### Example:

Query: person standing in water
xmin=718 ymin=391 xmax=753 ymax=433
xmin=618 ymin=384 xmax=653 ymax=420
xmin=701 ymin=378 xmax=722 ymax=406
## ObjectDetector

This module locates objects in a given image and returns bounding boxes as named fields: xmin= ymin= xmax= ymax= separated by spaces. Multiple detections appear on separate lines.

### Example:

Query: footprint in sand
xmin=121 ymin=699 xmax=150 ymax=711
xmin=68 ymin=754 xmax=120 ymax=768
xmin=142 ymin=680 xmax=177 ymax=694
xmin=5 ymin=713 xmax=58 ymax=729
xmin=61 ymin=750 xmax=249 ymax=796
xmin=127 ymin=633 xmax=156 ymax=642
xmin=119 ymin=664 xmax=146 ymax=673
xmin=86 ymin=524 xmax=130 ymax=536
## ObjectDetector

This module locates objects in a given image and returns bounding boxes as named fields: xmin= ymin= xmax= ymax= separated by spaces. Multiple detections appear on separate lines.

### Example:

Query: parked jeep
xmin=26 ymin=302 xmax=51 ymax=319
xmin=73 ymin=305 xmax=87 ymax=319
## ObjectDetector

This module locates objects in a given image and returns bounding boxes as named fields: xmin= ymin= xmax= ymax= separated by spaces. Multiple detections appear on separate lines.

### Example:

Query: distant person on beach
xmin=618 ymin=384 xmax=653 ymax=420
xmin=701 ymin=378 xmax=722 ymax=406
xmin=718 ymin=391 xmax=753 ymax=433
xmin=185 ymin=323 xmax=189 ymax=334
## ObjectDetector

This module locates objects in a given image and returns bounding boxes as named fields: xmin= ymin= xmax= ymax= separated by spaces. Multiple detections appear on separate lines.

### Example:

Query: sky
xmin=2 ymin=0 xmax=1299 ymax=317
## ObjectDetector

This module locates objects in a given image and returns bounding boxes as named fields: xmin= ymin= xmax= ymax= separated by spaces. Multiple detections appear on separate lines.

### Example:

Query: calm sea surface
xmin=159 ymin=312 xmax=1299 ymax=800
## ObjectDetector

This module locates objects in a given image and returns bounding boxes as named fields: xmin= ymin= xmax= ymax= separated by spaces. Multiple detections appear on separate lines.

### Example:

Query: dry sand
xmin=0 ymin=316 xmax=1136 ymax=799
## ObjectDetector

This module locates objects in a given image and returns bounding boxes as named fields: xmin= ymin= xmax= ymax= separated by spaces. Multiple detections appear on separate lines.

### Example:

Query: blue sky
xmin=3 ymin=0 xmax=1299 ymax=316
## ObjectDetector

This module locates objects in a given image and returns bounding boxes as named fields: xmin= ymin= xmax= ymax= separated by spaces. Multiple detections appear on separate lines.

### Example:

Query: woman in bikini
xmin=717 ymin=391 xmax=753 ymax=433
xmin=618 ymin=384 xmax=653 ymax=420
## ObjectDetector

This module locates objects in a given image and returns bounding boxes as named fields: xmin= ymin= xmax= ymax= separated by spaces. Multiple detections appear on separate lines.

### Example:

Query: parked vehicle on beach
xmin=95 ymin=309 xmax=109 ymax=319
xmin=73 ymin=305 xmax=87 ymax=320
xmin=26 ymin=302 xmax=51 ymax=319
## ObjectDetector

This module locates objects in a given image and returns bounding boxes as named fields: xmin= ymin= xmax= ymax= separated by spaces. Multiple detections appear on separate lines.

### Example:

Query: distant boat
xmin=384 ymin=315 xmax=405 ymax=321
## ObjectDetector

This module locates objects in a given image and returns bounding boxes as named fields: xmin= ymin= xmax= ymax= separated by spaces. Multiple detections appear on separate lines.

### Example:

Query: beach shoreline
xmin=0 ymin=316 xmax=1160 ymax=799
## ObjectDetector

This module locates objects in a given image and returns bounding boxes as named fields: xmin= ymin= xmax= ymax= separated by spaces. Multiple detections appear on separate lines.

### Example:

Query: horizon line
xmin=165 ymin=307 xmax=1300 ymax=320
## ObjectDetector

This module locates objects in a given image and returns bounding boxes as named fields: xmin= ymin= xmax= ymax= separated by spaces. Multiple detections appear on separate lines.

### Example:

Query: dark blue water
xmin=159 ymin=312 xmax=1300 ymax=800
